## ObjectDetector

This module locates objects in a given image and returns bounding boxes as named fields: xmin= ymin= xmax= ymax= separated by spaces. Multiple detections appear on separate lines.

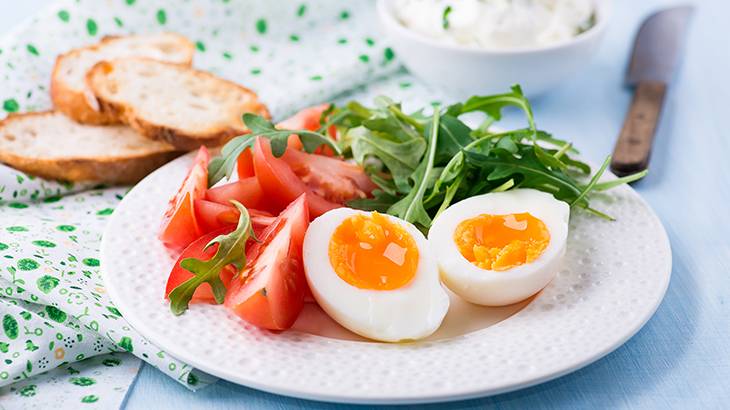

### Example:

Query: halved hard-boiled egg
xmin=429 ymin=189 xmax=569 ymax=306
xmin=303 ymin=209 xmax=449 ymax=342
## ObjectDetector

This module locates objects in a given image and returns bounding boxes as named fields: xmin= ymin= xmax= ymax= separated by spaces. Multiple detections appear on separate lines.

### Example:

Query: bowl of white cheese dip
xmin=377 ymin=0 xmax=610 ymax=97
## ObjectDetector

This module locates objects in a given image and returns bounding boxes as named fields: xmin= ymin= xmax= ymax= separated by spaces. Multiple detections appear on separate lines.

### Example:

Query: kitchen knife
xmin=610 ymin=6 xmax=694 ymax=177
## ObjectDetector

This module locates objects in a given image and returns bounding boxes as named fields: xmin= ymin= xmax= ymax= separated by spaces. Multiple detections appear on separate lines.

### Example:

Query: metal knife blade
xmin=626 ymin=6 xmax=694 ymax=86
xmin=611 ymin=6 xmax=694 ymax=178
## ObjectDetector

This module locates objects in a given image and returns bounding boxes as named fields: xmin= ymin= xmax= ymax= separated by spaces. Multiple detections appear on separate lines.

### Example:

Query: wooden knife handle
xmin=610 ymin=81 xmax=667 ymax=177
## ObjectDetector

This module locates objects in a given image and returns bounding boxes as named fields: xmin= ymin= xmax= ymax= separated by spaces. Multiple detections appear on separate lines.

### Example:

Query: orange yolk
xmin=454 ymin=213 xmax=550 ymax=271
xmin=329 ymin=212 xmax=419 ymax=290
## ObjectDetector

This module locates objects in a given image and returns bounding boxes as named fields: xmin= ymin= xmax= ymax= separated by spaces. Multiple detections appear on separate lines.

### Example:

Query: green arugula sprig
xmin=168 ymin=201 xmax=255 ymax=315
xmin=207 ymin=113 xmax=340 ymax=187
xmin=336 ymin=86 xmax=646 ymax=228
xmin=207 ymin=135 xmax=255 ymax=186
xmin=206 ymin=86 xmax=646 ymax=231
xmin=388 ymin=106 xmax=442 ymax=227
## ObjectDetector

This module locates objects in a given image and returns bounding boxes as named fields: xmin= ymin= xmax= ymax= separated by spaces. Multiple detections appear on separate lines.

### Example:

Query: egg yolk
xmin=454 ymin=213 xmax=550 ymax=271
xmin=329 ymin=212 xmax=419 ymax=290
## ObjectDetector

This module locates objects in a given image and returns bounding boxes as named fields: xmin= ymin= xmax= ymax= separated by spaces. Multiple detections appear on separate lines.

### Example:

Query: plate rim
xmin=100 ymin=153 xmax=672 ymax=404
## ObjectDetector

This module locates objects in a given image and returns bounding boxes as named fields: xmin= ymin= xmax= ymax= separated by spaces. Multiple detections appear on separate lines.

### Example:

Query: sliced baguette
xmin=51 ymin=33 xmax=195 ymax=125
xmin=87 ymin=58 xmax=270 ymax=150
xmin=0 ymin=112 xmax=182 ymax=184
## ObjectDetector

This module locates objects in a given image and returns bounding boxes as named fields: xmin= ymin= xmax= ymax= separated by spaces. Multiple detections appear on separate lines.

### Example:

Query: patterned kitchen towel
xmin=0 ymin=0 xmax=398 ymax=398
xmin=0 ymin=353 xmax=141 ymax=409
xmin=0 ymin=177 xmax=216 ymax=390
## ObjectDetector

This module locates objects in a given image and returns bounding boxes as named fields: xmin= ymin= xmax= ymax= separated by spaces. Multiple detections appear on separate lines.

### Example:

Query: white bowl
xmin=376 ymin=0 xmax=611 ymax=97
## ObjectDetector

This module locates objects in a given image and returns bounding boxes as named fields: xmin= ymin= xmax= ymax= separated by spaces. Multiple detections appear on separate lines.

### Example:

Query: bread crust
xmin=50 ymin=34 xmax=195 ymax=125
xmin=0 ymin=149 xmax=182 ymax=184
xmin=0 ymin=111 xmax=183 ymax=184
xmin=87 ymin=59 xmax=271 ymax=150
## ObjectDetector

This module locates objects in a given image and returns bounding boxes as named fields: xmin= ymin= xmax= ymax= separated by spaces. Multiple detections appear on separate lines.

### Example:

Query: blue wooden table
xmin=5 ymin=0 xmax=729 ymax=408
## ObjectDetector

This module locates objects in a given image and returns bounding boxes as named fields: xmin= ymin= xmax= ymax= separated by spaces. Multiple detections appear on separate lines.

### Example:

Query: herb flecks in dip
xmin=394 ymin=0 xmax=597 ymax=50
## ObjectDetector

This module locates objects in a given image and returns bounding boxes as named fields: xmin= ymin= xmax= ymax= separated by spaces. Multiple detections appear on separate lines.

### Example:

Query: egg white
xmin=428 ymin=189 xmax=569 ymax=306
xmin=303 ymin=208 xmax=449 ymax=342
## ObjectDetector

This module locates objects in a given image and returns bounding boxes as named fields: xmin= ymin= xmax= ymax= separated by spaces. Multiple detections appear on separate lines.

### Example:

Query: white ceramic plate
xmin=100 ymin=153 xmax=671 ymax=404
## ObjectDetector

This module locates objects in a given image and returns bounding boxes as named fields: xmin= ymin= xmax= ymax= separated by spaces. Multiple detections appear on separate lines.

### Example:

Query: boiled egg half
xmin=303 ymin=209 xmax=449 ymax=342
xmin=429 ymin=189 xmax=569 ymax=306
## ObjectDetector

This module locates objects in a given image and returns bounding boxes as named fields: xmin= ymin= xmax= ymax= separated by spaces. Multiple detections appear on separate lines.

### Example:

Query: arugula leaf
xmin=316 ymin=103 xmax=336 ymax=131
xmin=434 ymin=172 xmax=464 ymax=219
xmin=168 ymin=201 xmax=254 ymax=315
xmin=208 ymin=135 xmax=255 ymax=187
xmin=347 ymin=189 xmax=399 ymax=212
xmin=491 ymin=178 xmax=516 ymax=193
xmin=383 ymin=99 xmax=427 ymax=132
xmin=388 ymin=107 xmax=441 ymax=228
xmin=367 ymin=173 xmax=398 ymax=196
xmin=576 ymin=204 xmax=615 ymax=221
xmin=225 ymin=88 xmax=647 ymax=227
xmin=435 ymin=114 xmax=472 ymax=163
xmin=553 ymin=142 xmax=573 ymax=159
xmin=534 ymin=131 xmax=579 ymax=153
xmin=344 ymin=101 xmax=375 ymax=125
xmin=339 ymin=89 xmax=646 ymax=226
xmin=534 ymin=144 xmax=568 ymax=171
xmin=207 ymin=114 xmax=341 ymax=186
xmin=430 ymin=151 xmax=464 ymax=197
xmin=347 ymin=126 xmax=425 ymax=193
xmin=497 ymin=136 xmax=519 ymax=153
xmin=243 ymin=113 xmax=340 ymax=157
xmin=571 ymin=155 xmax=611 ymax=207
xmin=559 ymin=153 xmax=592 ymax=174
xmin=592 ymin=169 xmax=648 ymax=191
xmin=430 ymin=128 xmax=537 ymax=198
xmin=465 ymin=149 xmax=583 ymax=202
xmin=362 ymin=116 xmax=422 ymax=143
xmin=456 ymin=85 xmax=536 ymax=131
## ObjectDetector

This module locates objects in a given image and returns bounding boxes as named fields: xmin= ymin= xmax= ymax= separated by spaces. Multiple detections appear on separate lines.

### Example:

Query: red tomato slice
xmin=236 ymin=148 xmax=255 ymax=179
xmin=277 ymin=104 xmax=330 ymax=132
xmin=236 ymin=105 xmax=332 ymax=178
xmin=160 ymin=147 xmax=209 ymax=250
xmin=194 ymin=200 xmax=238 ymax=233
xmin=225 ymin=194 xmax=310 ymax=330
xmin=277 ymin=104 xmax=337 ymax=155
xmin=195 ymin=199 xmax=274 ymax=235
xmin=253 ymin=137 xmax=342 ymax=218
xmin=281 ymin=148 xmax=376 ymax=203
xmin=205 ymin=177 xmax=264 ymax=209
xmin=164 ymin=227 xmax=235 ymax=304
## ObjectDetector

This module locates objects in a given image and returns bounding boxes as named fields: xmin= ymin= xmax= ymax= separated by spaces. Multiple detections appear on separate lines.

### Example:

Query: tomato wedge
xmin=225 ymin=194 xmax=310 ymax=330
xmin=206 ymin=177 xmax=264 ymax=209
xmin=194 ymin=199 xmax=274 ymax=235
xmin=281 ymin=148 xmax=376 ymax=203
xmin=236 ymin=147 xmax=255 ymax=179
xmin=236 ymin=104 xmax=338 ymax=179
xmin=276 ymin=104 xmax=330 ymax=133
xmin=277 ymin=104 xmax=337 ymax=154
xmin=160 ymin=147 xmax=209 ymax=250
xmin=165 ymin=227 xmax=235 ymax=303
xmin=253 ymin=137 xmax=342 ymax=218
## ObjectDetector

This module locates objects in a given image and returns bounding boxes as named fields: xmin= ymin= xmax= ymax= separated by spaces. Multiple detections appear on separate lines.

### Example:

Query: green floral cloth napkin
xmin=0 ymin=0 xmax=398 ymax=406
xmin=0 ymin=180 xmax=213 ymax=391
xmin=0 ymin=353 xmax=141 ymax=408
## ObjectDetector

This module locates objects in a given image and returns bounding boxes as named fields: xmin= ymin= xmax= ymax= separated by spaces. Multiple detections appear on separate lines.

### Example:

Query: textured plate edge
xmin=100 ymin=153 xmax=673 ymax=405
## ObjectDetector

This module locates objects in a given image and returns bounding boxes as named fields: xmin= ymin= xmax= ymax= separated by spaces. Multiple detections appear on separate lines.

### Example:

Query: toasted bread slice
xmin=87 ymin=58 xmax=270 ymax=150
xmin=0 ymin=112 xmax=182 ymax=184
xmin=51 ymin=33 xmax=195 ymax=125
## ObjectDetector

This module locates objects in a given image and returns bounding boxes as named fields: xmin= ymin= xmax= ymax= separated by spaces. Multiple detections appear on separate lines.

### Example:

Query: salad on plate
xmin=159 ymin=86 xmax=644 ymax=342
